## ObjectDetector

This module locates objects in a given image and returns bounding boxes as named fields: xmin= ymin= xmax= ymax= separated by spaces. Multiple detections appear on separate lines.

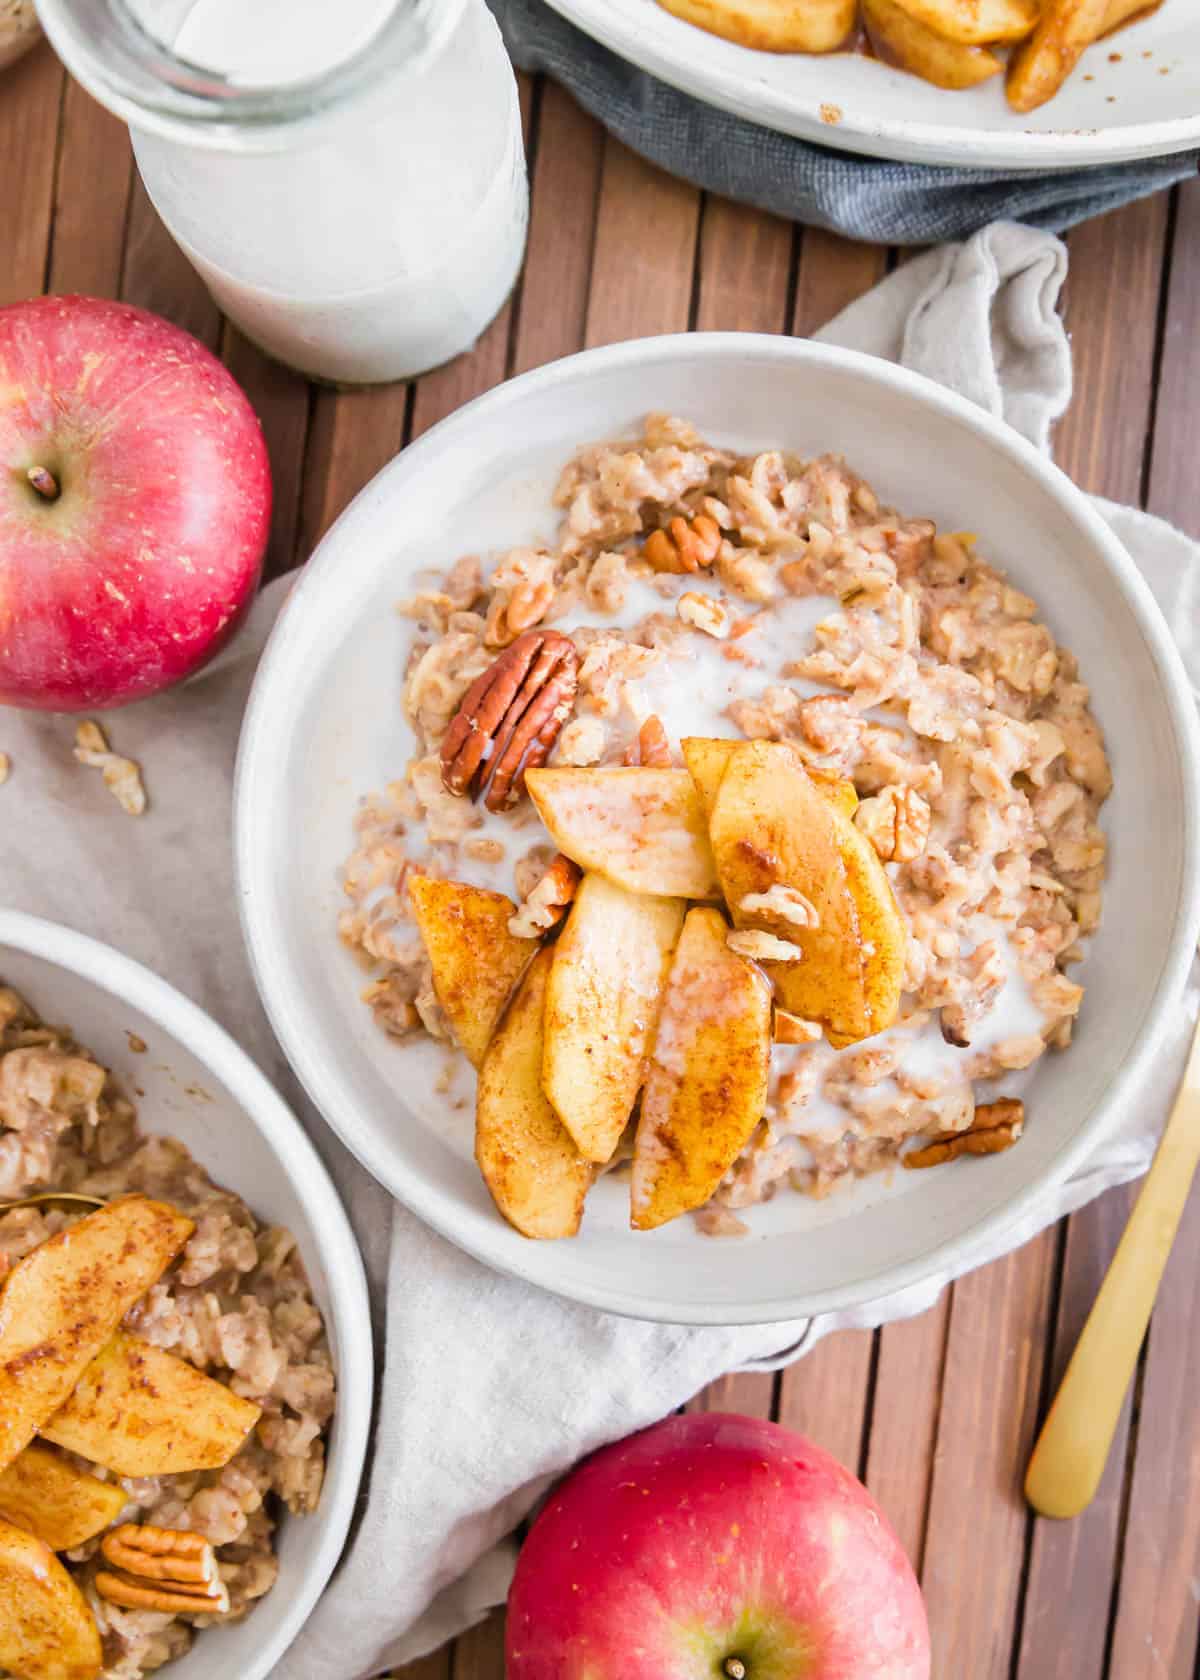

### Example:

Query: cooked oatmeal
xmin=339 ymin=414 xmax=1110 ymax=1219
xmin=0 ymin=987 xmax=335 ymax=1679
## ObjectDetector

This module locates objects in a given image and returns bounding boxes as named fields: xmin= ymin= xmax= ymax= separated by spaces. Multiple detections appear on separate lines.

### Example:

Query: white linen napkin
xmin=1 ymin=221 xmax=1195 ymax=1679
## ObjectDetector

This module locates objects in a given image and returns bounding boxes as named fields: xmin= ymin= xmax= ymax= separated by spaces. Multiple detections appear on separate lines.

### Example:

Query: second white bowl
xmin=0 ymin=911 xmax=372 ymax=1680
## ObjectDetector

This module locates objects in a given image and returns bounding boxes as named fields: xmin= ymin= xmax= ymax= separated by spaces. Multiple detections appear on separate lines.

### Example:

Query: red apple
xmin=507 ymin=1412 xmax=930 ymax=1680
xmin=0 ymin=294 xmax=271 ymax=709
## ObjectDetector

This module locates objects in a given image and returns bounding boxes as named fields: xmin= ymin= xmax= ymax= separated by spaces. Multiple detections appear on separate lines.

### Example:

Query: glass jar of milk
xmin=37 ymin=0 xmax=529 ymax=384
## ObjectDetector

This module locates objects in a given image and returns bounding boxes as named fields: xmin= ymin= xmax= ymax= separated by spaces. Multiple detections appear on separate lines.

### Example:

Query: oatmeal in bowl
xmin=0 ymin=914 xmax=370 ymax=1680
xmin=339 ymin=413 xmax=1111 ymax=1241
xmin=237 ymin=334 xmax=1200 ymax=1323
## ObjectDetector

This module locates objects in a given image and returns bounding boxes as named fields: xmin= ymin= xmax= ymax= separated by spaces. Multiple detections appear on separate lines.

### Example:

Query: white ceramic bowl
xmin=544 ymin=0 xmax=1200 ymax=169
xmin=0 ymin=910 xmax=372 ymax=1680
xmin=235 ymin=333 xmax=1200 ymax=1326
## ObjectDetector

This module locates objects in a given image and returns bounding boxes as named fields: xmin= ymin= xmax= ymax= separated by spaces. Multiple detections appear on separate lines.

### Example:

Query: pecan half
xmin=95 ymin=1571 xmax=230 ymax=1616
xmin=439 ymin=630 xmax=578 ymax=812
xmin=97 ymin=1524 xmax=229 ymax=1615
xmin=643 ymin=513 xmax=721 ymax=574
xmin=902 ymin=1097 xmax=1024 ymax=1170
xmin=100 ymin=1524 xmax=219 ymax=1586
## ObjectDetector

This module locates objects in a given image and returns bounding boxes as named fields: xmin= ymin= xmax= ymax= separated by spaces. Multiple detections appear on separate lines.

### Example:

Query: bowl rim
xmin=0 ymin=907 xmax=373 ymax=1677
xmin=235 ymin=330 xmax=1200 ymax=1326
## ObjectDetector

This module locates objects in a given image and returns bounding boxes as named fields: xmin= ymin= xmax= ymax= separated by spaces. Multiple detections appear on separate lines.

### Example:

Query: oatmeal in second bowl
xmin=0 ymin=912 xmax=371 ymax=1680
xmin=236 ymin=334 xmax=1200 ymax=1325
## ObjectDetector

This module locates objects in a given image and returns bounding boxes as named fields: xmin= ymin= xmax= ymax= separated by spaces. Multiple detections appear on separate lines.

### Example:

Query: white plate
xmin=235 ymin=333 xmax=1200 ymax=1325
xmin=0 ymin=912 xmax=373 ymax=1680
xmin=544 ymin=0 xmax=1200 ymax=168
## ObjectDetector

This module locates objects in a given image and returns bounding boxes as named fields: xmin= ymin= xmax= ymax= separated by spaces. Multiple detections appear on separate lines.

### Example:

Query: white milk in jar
xmin=38 ymin=0 xmax=529 ymax=383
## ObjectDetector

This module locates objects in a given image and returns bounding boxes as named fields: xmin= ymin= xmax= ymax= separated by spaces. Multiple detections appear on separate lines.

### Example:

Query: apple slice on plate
xmin=631 ymin=906 xmax=772 ymax=1231
xmin=476 ymin=947 xmax=593 ymax=1240
xmin=408 ymin=875 xmax=536 ymax=1067
xmin=544 ymin=873 xmax=685 ymax=1164
xmin=525 ymin=767 xmax=719 ymax=899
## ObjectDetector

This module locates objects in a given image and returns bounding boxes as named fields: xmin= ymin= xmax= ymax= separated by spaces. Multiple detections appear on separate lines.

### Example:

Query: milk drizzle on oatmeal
xmin=340 ymin=415 xmax=1109 ymax=1216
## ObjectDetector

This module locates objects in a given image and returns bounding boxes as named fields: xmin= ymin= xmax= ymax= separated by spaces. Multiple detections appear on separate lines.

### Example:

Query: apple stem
xmin=724 ymin=1662 xmax=747 ymax=1680
xmin=27 ymin=465 xmax=60 ymax=501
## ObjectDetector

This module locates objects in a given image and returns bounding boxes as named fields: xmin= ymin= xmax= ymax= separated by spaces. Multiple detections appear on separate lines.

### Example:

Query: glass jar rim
xmin=36 ymin=0 xmax=458 ymax=150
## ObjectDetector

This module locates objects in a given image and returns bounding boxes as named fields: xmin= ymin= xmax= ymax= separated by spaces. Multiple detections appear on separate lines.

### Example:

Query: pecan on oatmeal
xmin=440 ymin=630 xmax=578 ymax=811
xmin=342 ymin=416 xmax=1110 ymax=1234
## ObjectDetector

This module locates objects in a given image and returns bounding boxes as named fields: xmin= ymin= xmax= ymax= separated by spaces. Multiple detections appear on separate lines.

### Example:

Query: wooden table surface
xmin=3 ymin=38 xmax=1198 ymax=1680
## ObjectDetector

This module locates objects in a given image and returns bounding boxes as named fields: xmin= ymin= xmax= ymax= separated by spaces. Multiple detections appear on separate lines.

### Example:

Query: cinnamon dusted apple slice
xmin=631 ymin=907 xmax=772 ymax=1231
xmin=0 ymin=1515 xmax=102 ymax=1680
xmin=408 ymin=875 xmax=538 ymax=1067
xmin=40 ymin=1331 xmax=261 ymax=1476
xmin=525 ymin=767 xmax=720 ymax=900
xmin=544 ymin=874 xmax=685 ymax=1163
xmin=0 ymin=1196 xmax=194 ymax=1473
xmin=476 ymin=947 xmax=593 ymax=1240
xmin=0 ymin=1444 xmax=125 ymax=1551
xmin=708 ymin=741 xmax=903 ymax=1048
xmin=682 ymin=735 xmax=857 ymax=821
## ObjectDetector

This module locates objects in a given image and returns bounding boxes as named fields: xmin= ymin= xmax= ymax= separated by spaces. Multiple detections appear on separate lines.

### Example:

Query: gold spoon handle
xmin=1025 ymin=1018 xmax=1200 ymax=1520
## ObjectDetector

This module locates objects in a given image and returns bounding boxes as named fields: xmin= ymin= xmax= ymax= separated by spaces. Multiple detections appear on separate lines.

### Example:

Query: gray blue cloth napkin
xmin=489 ymin=0 xmax=1198 ymax=243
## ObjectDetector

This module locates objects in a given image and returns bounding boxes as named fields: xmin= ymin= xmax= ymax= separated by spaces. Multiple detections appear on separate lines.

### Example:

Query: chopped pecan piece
xmin=622 ymin=715 xmax=672 ymax=768
xmin=439 ymin=630 xmax=578 ymax=812
xmin=726 ymin=929 xmax=804 ymax=963
xmin=643 ymin=513 xmax=721 ymax=574
xmin=902 ymin=1097 xmax=1024 ymax=1170
xmin=508 ymin=852 xmax=581 ymax=939
xmin=854 ymin=786 xmax=931 ymax=864
xmin=97 ymin=1524 xmax=229 ymax=1615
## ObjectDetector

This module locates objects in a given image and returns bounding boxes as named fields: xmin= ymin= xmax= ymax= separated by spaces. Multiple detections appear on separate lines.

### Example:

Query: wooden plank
xmin=0 ymin=43 xmax=64 ymax=304
xmin=918 ymin=1235 xmax=1057 ymax=1678
xmin=583 ymin=136 xmax=700 ymax=347
xmin=694 ymin=197 xmax=794 ymax=334
xmin=46 ymin=82 xmax=132 ymax=297
xmin=686 ymin=1371 xmax=775 ymax=1416
xmin=511 ymin=82 xmax=604 ymax=376
xmin=1146 ymin=178 xmax=1200 ymax=537
xmin=791 ymin=229 xmax=887 ymax=338
xmin=1103 ymin=178 xmax=1200 ymax=1646
xmin=120 ymin=175 xmax=221 ymax=346
xmin=1105 ymin=1193 xmax=1200 ymax=1679
xmin=777 ymin=1330 xmax=874 ymax=1471
xmin=1056 ymin=196 xmax=1170 ymax=501
xmin=392 ymin=1641 xmax=455 ymax=1679
xmin=865 ymin=1297 xmax=951 ymax=1572
xmin=1013 ymin=1193 xmax=1134 ymax=1680
xmin=450 ymin=1608 xmax=506 ymax=1680
xmin=221 ymin=325 xmax=312 ymax=581
xmin=300 ymin=382 xmax=413 ymax=554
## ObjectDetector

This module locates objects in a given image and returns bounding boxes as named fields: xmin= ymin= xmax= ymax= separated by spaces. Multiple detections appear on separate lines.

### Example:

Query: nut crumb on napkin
xmin=0 ymin=752 xmax=9 ymax=784
xmin=74 ymin=719 xmax=147 ymax=816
